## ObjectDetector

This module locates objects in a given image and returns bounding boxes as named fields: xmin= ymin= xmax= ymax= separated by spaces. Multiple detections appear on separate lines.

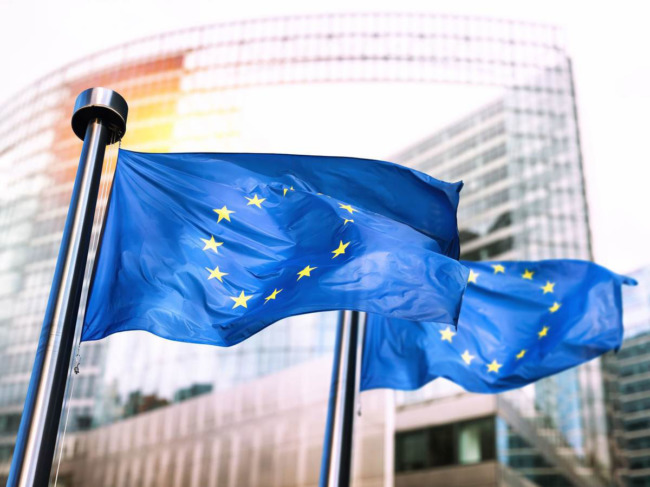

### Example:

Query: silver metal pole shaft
xmin=7 ymin=88 xmax=127 ymax=487
xmin=319 ymin=310 xmax=365 ymax=487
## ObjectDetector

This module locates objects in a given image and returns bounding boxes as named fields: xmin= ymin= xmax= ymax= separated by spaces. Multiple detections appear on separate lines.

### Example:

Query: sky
xmin=1 ymin=0 xmax=649 ymax=273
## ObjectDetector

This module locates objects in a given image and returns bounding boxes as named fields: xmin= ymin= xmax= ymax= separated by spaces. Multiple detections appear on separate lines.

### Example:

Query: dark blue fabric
xmin=361 ymin=260 xmax=636 ymax=393
xmin=82 ymin=150 xmax=467 ymax=346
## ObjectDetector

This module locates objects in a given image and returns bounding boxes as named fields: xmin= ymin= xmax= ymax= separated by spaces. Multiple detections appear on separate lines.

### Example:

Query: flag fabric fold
xmin=361 ymin=260 xmax=636 ymax=393
xmin=82 ymin=150 xmax=467 ymax=346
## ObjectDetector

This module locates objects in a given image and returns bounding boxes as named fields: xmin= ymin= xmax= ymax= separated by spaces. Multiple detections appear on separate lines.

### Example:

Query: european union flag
xmin=82 ymin=150 xmax=468 ymax=346
xmin=361 ymin=260 xmax=636 ymax=393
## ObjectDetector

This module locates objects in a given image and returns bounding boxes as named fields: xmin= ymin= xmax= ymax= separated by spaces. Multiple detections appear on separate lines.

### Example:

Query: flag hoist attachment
xmin=320 ymin=310 xmax=366 ymax=487
xmin=8 ymin=88 xmax=128 ymax=487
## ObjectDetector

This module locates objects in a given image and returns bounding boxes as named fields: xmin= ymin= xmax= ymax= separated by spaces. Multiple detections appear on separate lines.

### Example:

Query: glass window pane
xmin=395 ymin=430 xmax=429 ymax=472
xmin=459 ymin=423 xmax=482 ymax=464
xmin=459 ymin=417 xmax=495 ymax=464
xmin=428 ymin=424 xmax=455 ymax=467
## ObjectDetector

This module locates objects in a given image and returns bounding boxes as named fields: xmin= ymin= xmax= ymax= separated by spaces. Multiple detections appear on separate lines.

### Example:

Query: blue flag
xmin=82 ymin=150 xmax=467 ymax=346
xmin=361 ymin=260 xmax=636 ymax=393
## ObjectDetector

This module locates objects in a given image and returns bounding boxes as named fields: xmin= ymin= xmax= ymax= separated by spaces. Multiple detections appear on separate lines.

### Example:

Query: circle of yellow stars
xmin=456 ymin=263 xmax=563 ymax=376
xmin=203 ymin=188 xmax=356 ymax=310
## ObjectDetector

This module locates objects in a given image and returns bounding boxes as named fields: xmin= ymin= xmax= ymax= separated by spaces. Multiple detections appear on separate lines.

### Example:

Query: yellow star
xmin=468 ymin=269 xmax=479 ymax=284
xmin=264 ymin=288 xmax=282 ymax=303
xmin=246 ymin=194 xmax=266 ymax=208
xmin=297 ymin=265 xmax=317 ymax=280
xmin=439 ymin=326 xmax=456 ymax=343
xmin=213 ymin=205 xmax=234 ymax=223
xmin=492 ymin=264 xmax=505 ymax=274
xmin=516 ymin=349 xmax=526 ymax=360
xmin=487 ymin=360 xmax=502 ymax=373
xmin=343 ymin=219 xmax=354 ymax=225
xmin=200 ymin=235 xmax=223 ymax=253
xmin=538 ymin=326 xmax=549 ymax=338
xmin=205 ymin=266 xmax=228 ymax=282
xmin=339 ymin=203 xmax=357 ymax=214
xmin=541 ymin=281 xmax=555 ymax=294
xmin=461 ymin=350 xmax=475 ymax=365
xmin=230 ymin=290 xmax=253 ymax=309
xmin=522 ymin=269 xmax=534 ymax=280
xmin=282 ymin=186 xmax=295 ymax=197
xmin=549 ymin=302 xmax=561 ymax=313
xmin=331 ymin=240 xmax=350 ymax=258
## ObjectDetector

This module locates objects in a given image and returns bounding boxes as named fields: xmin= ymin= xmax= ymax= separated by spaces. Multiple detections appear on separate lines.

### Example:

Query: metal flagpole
xmin=319 ymin=310 xmax=366 ymax=487
xmin=7 ymin=88 xmax=128 ymax=487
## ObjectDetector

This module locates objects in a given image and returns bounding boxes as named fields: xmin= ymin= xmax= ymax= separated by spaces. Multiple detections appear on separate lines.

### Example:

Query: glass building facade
xmin=604 ymin=266 xmax=650 ymax=487
xmin=0 ymin=12 xmax=606 ymax=485
xmin=392 ymin=67 xmax=608 ymax=485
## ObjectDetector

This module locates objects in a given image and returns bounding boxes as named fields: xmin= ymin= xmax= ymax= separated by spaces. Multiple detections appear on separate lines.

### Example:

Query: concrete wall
xmin=396 ymin=392 xmax=498 ymax=432
xmin=396 ymin=462 xmax=499 ymax=487
xmin=58 ymin=356 xmax=392 ymax=487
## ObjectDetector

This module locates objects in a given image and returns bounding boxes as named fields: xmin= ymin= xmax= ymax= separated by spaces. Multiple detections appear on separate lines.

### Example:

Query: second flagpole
xmin=319 ymin=310 xmax=366 ymax=487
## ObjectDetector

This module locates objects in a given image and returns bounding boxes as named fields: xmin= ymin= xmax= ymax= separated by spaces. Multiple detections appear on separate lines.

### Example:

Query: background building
xmin=391 ymin=92 xmax=607 ymax=486
xmin=604 ymin=265 xmax=650 ymax=487
xmin=55 ymin=358 xmax=393 ymax=487
xmin=0 ymin=12 xmax=611 ymax=486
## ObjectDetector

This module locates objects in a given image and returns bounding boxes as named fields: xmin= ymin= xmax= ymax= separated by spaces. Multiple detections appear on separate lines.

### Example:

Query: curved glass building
xmin=0 ymin=13 xmax=607 ymax=486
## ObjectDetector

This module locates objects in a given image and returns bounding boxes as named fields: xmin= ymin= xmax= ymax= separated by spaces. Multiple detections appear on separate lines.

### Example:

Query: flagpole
xmin=7 ymin=88 xmax=127 ymax=487
xmin=319 ymin=310 xmax=365 ymax=487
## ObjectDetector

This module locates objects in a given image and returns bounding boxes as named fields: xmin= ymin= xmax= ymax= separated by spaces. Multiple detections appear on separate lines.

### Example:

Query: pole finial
xmin=71 ymin=87 xmax=128 ymax=141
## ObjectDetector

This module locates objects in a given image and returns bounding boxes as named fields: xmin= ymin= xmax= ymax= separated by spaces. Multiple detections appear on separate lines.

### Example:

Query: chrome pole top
xmin=71 ymin=87 xmax=128 ymax=141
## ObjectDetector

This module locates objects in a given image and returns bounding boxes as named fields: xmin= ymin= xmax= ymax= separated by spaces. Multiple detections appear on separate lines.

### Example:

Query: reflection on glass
xmin=395 ymin=416 xmax=496 ymax=473
xmin=459 ymin=418 xmax=495 ymax=465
